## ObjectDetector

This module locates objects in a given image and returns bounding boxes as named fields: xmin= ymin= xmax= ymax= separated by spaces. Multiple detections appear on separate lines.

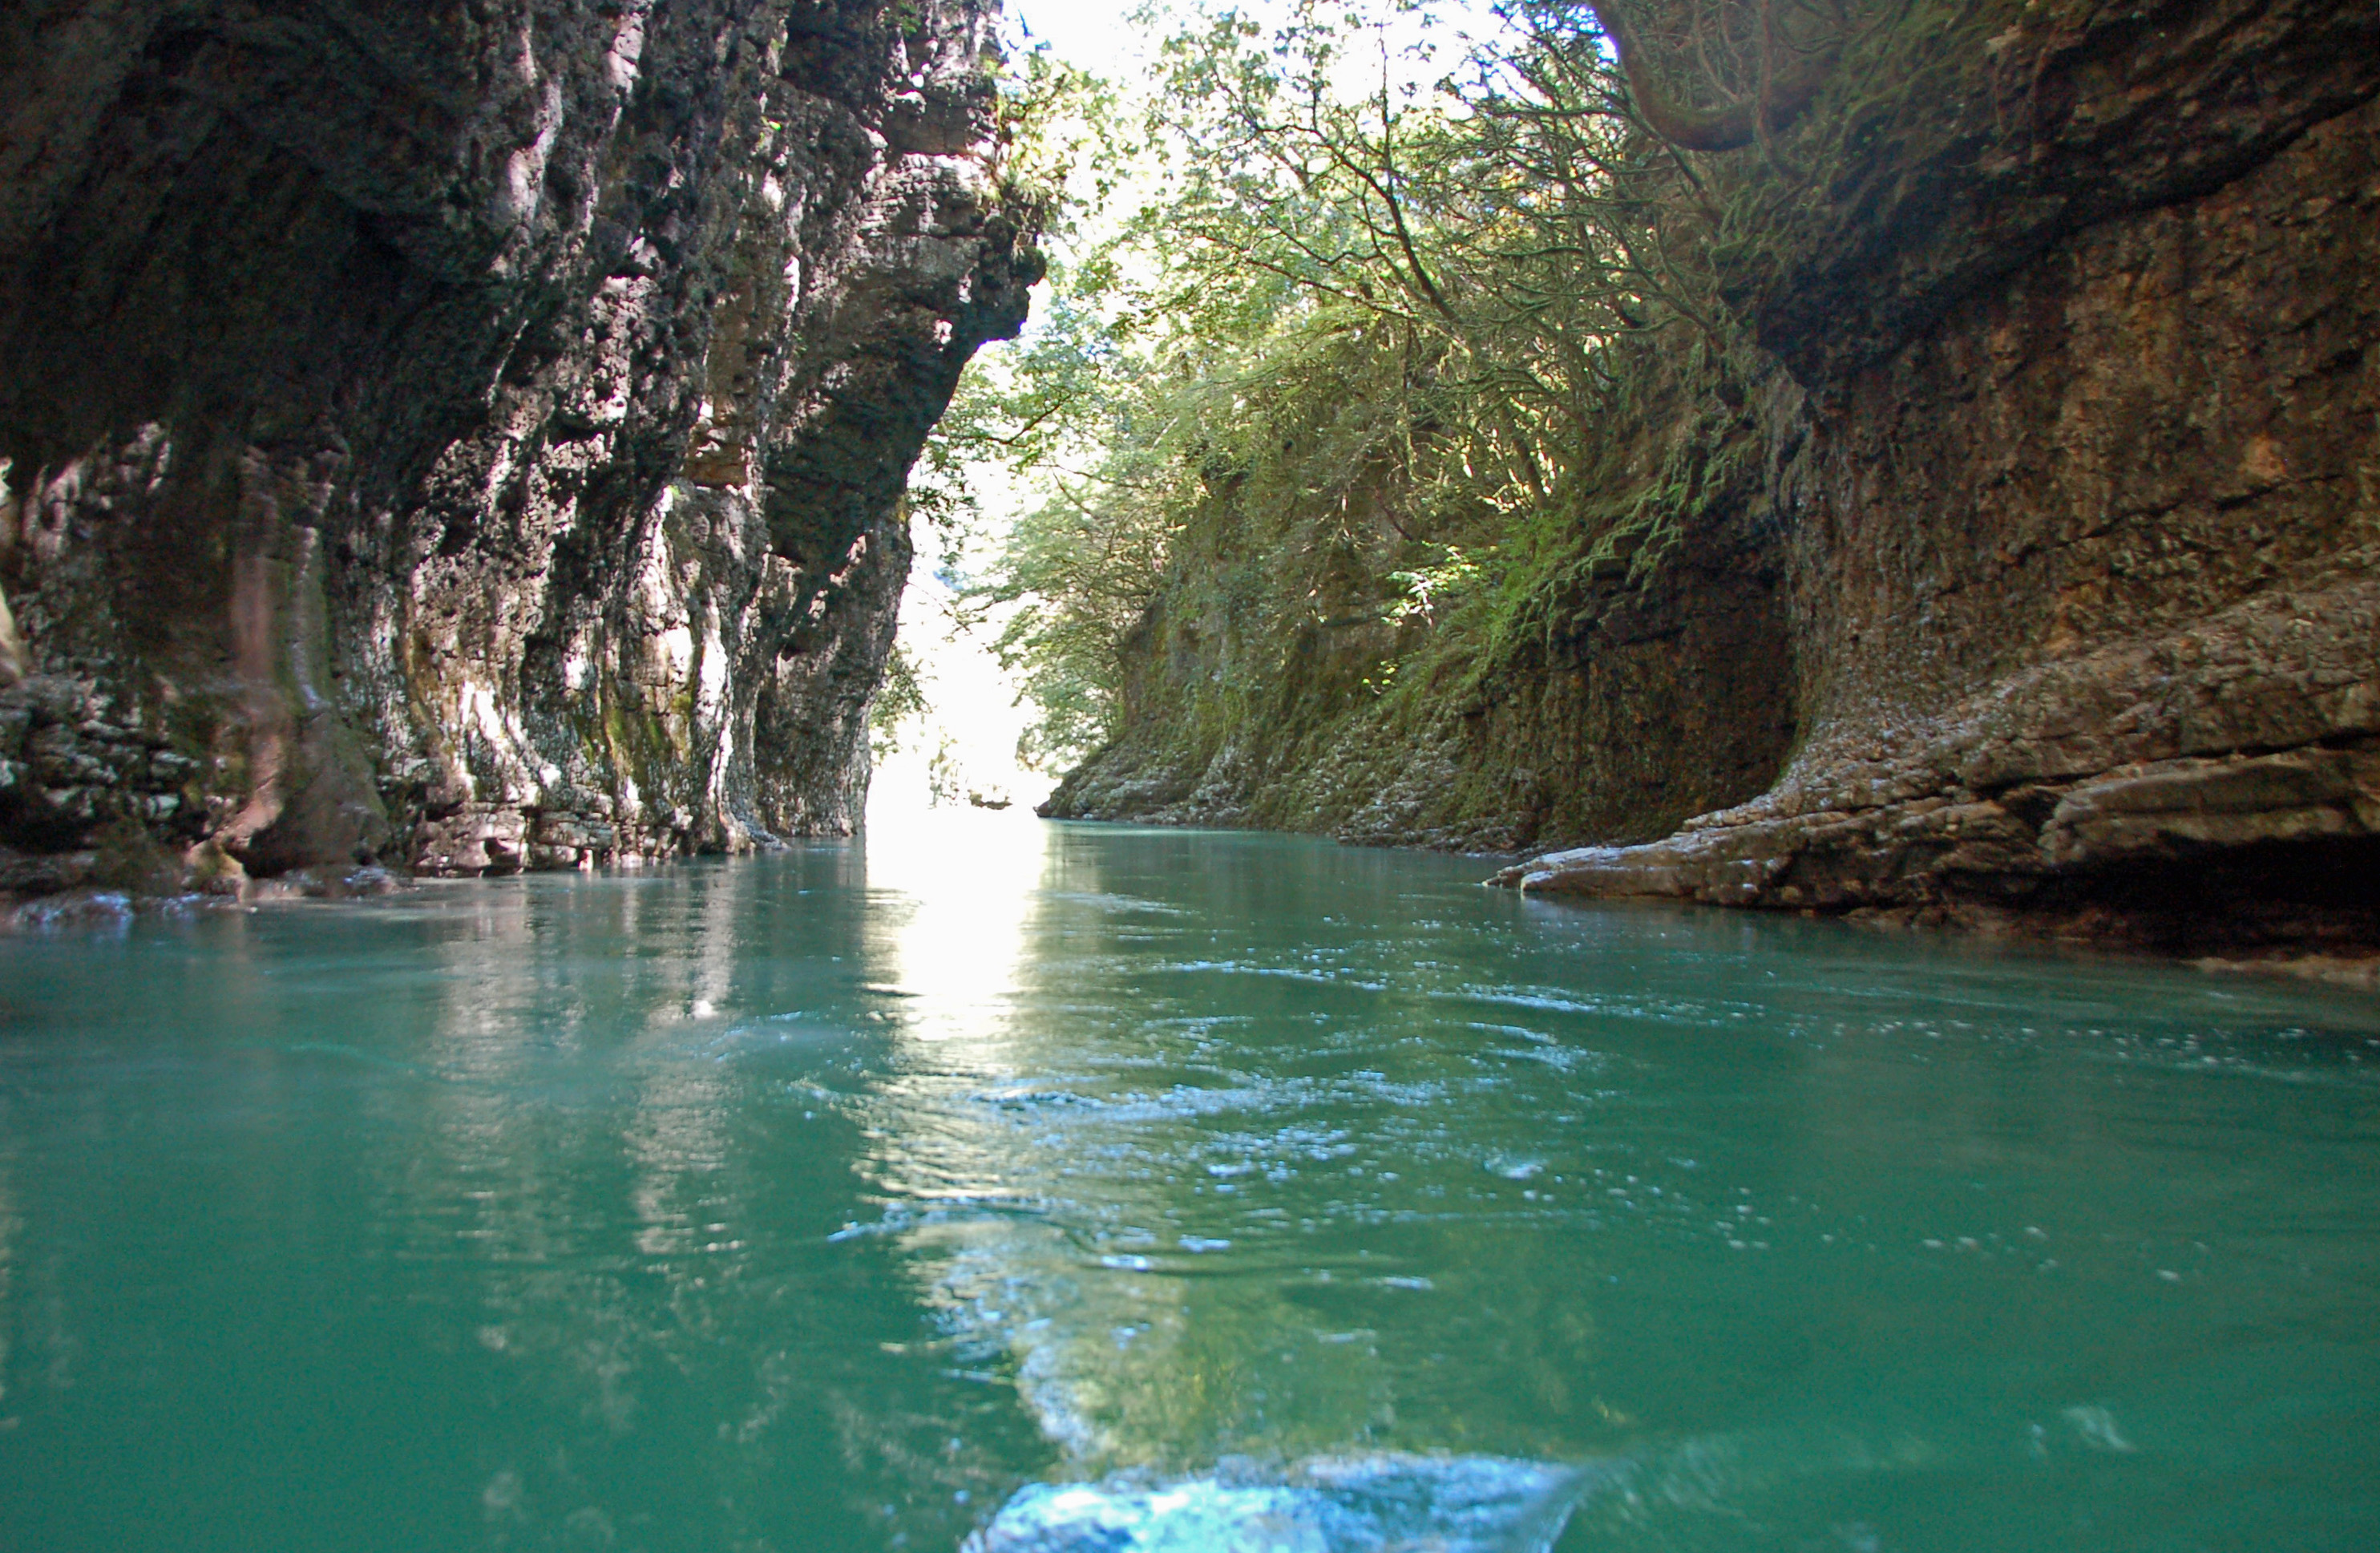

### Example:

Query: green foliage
xmin=927 ymin=731 xmax=968 ymax=807
xmin=1387 ymin=545 xmax=1485 ymax=624
xmin=955 ymin=0 xmax=1699 ymax=766
xmin=949 ymin=0 xmax=2013 ymax=774
xmin=868 ymin=643 xmax=931 ymax=762
xmin=910 ymin=47 xmax=1131 ymax=567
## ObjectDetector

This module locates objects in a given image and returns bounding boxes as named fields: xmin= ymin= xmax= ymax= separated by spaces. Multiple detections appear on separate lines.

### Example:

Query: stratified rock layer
xmin=0 ymin=0 xmax=1036 ymax=892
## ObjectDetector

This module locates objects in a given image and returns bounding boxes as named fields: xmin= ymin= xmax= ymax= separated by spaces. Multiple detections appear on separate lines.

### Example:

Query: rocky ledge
xmin=1495 ymin=576 xmax=2380 ymax=973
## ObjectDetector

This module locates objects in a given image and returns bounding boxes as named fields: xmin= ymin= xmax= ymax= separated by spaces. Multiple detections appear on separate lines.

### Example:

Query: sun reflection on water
xmin=851 ymin=816 xmax=1412 ymax=1479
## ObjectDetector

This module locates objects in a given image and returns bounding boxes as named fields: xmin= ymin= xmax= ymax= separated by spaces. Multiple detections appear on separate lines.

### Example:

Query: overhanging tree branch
xmin=1584 ymin=0 xmax=1837 ymax=151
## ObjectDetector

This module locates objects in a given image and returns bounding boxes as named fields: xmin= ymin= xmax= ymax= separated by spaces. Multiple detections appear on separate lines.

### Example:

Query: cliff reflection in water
xmin=0 ymin=819 xmax=2376 ymax=1553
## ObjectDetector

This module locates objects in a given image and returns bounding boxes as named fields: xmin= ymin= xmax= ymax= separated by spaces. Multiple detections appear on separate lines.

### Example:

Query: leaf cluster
xmin=946 ymin=0 xmax=2014 ymax=771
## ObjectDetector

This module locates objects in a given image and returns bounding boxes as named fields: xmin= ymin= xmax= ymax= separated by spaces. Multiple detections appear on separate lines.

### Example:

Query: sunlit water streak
xmin=1 ymin=814 xmax=2376 ymax=1551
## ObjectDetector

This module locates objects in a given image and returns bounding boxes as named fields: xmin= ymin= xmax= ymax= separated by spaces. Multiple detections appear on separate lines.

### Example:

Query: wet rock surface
xmin=0 ymin=0 xmax=1038 ymax=905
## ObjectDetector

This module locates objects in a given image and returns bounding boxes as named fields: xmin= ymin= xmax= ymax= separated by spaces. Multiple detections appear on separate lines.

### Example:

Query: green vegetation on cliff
xmin=934 ymin=0 xmax=2011 ymax=841
xmin=942 ymin=0 xmax=2380 ymax=928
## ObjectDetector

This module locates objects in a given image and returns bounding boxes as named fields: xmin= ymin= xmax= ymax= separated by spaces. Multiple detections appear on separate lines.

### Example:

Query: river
xmin=1 ymin=815 xmax=2375 ymax=1551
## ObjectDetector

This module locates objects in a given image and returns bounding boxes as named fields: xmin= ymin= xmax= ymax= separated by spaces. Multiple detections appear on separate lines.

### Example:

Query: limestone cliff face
xmin=1054 ymin=0 xmax=2380 ymax=958
xmin=0 ymin=0 xmax=1036 ymax=894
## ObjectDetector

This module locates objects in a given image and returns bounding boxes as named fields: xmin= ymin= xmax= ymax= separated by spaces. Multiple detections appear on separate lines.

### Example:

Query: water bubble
xmin=964 ymin=1454 xmax=1596 ymax=1553
xmin=2062 ymin=1405 xmax=2136 ymax=1454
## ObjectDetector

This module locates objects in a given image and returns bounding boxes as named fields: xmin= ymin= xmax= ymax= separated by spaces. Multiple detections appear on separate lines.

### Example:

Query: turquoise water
xmin=2 ymin=816 xmax=2376 ymax=1552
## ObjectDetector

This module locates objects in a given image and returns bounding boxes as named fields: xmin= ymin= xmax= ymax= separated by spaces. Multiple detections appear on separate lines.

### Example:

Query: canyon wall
xmin=0 ymin=0 xmax=1037 ymax=898
xmin=1050 ymin=0 xmax=2380 ymax=958
xmin=1042 ymin=389 xmax=1798 ymax=853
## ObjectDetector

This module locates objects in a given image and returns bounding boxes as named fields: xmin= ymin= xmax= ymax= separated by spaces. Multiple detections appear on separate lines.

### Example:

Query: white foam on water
xmin=962 ymin=1453 xmax=1597 ymax=1553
